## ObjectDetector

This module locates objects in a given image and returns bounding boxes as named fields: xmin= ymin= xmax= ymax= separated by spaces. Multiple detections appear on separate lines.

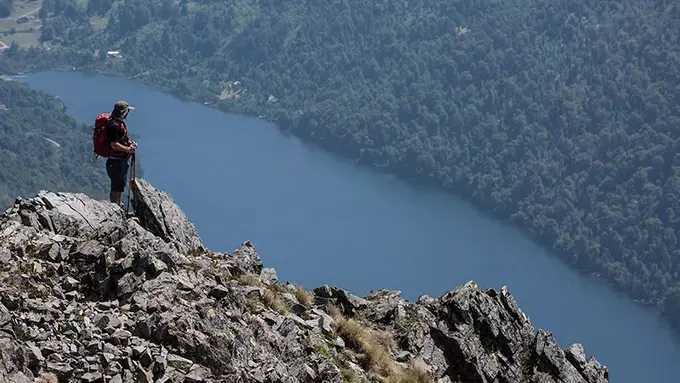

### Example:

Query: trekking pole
xmin=126 ymin=153 xmax=136 ymax=216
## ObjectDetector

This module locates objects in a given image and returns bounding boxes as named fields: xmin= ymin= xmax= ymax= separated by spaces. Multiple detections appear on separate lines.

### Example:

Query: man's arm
xmin=111 ymin=141 xmax=135 ymax=153
xmin=107 ymin=122 xmax=136 ymax=153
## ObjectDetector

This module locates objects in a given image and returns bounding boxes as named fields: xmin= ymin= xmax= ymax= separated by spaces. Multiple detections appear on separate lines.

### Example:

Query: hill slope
xmin=3 ymin=0 xmax=680 ymax=326
xmin=0 ymin=78 xmax=111 ymax=210
xmin=0 ymin=178 xmax=609 ymax=383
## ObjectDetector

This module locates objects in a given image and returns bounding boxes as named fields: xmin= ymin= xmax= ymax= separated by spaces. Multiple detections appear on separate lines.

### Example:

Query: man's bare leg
xmin=110 ymin=191 xmax=123 ymax=204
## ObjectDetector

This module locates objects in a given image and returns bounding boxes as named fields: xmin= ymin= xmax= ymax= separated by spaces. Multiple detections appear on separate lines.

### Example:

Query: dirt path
xmin=0 ymin=6 xmax=41 ymax=22
xmin=16 ymin=7 xmax=41 ymax=19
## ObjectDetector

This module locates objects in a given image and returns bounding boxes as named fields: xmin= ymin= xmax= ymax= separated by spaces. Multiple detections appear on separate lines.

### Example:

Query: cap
xmin=112 ymin=100 xmax=135 ymax=116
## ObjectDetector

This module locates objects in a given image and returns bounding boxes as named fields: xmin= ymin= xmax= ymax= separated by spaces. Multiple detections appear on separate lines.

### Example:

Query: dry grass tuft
xmin=333 ymin=313 xmax=397 ymax=376
xmin=327 ymin=302 xmax=343 ymax=318
xmin=293 ymin=284 xmax=314 ymax=307
xmin=340 ymin=367 xmax=364 ymax=383
xmin=271 ymin=283 xmax=288 ymax=293
xmin=236 ymin=274 xmax=262 ymax=286
xmin=328 ymin=303 xmax=433 ymax=383
xmin=34 ymin=373 xmax=59 ymax=383
xmin=263 ymin=288 xmax=289 ymax=314
xmin=386 ymin=362 xmax=432 ymax=383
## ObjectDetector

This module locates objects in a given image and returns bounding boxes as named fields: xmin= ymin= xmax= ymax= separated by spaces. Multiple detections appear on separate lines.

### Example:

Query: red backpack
xmin=94 ymin=112 xmax=132 ymax=158
xmin=92 ymin=113 xmax=112 ymax=157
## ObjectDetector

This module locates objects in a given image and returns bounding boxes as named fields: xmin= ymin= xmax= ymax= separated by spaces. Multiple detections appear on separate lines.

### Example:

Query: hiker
xmin=105 ymin=100 xmax=137 ymax=206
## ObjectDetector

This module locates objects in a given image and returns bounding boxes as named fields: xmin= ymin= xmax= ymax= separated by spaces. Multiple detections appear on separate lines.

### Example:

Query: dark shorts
xmin=106 ymin=157 xmax=129 ymax=193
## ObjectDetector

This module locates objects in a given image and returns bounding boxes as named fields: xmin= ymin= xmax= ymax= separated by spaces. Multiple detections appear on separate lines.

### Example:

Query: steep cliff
xmin=0 ymin=179 xmax=609 ymax=383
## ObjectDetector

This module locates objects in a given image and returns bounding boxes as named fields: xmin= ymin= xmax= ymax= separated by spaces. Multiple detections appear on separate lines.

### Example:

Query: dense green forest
xmin=2 ymin=0 xmax=680 ymax=327
xmin=0 ymin=79 xmax=110 ymax=209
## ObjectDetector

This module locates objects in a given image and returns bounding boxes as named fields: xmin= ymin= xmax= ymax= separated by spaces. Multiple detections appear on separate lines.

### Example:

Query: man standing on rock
xmin=106 ymin=100 xmax=137 ymax=207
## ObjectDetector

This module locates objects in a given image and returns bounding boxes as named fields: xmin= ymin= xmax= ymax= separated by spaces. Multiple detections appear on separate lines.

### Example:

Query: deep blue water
xmin=20 ymin=70 xmax=680 ymax=383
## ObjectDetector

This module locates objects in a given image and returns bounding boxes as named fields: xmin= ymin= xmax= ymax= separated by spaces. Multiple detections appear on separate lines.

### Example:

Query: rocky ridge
xmin=0 ymin=178 xmax=610 ymax=383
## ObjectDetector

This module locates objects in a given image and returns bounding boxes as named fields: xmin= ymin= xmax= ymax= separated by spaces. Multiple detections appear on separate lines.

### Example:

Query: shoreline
xmin=8 ymin=65 xmax=675 ymax=331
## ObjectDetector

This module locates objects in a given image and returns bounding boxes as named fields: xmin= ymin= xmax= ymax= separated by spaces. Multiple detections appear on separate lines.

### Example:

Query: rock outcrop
xmin=0 ymin=178 xmax=609 ymax=383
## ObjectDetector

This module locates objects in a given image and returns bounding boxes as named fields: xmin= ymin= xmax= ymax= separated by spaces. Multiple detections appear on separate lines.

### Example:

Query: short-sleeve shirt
xmin=106 ymin=118 xmax=131 ymax=159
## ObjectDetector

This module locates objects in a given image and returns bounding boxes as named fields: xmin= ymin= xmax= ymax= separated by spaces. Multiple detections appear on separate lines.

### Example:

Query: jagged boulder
xmin=0 ymin=179 xmax=609 ymax=383
xmin=130 ymin=178 xmax=204 ymax=254
xmin=358 ymin=284 xmax=609 ymax=383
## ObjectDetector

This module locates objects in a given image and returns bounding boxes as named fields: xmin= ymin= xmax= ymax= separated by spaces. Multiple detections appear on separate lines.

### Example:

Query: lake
xmin=20 ymin=70 xmax=680 ymax=383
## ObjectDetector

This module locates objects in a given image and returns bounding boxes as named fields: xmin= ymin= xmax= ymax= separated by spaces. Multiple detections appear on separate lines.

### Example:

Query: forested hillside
xmin=2 ymin=0 xmax=680 ymax=326
xmin=0 ymin=79 xmax=109 ymax=209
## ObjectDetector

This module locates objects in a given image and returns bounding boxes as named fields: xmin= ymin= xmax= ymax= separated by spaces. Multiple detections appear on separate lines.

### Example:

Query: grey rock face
xmin=0 ymin=179 xmax=609 ymax=383
xmin=130 ymin=178 xmax=204 ymax=254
